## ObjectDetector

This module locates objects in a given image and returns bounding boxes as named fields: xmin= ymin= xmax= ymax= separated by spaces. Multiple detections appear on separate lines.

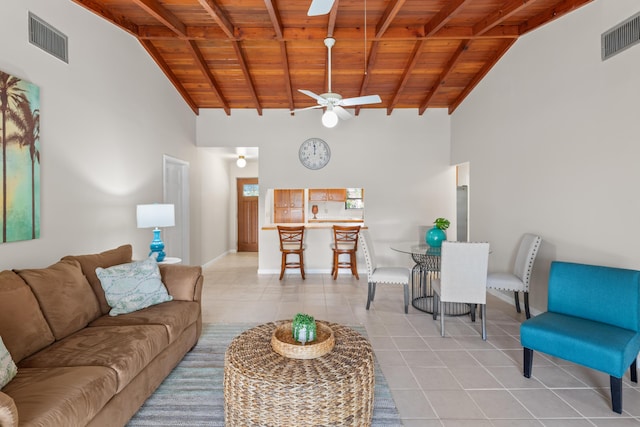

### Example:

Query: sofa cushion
xmin=15 ymin=260 xmax=101 ymax=340
xmin=159 ymin=264 xmax=202 ymax=301
xmin=18 ymin=325 xmax=168 ymax=393
xmin=2 ymin=366 xmax=117 ymax=427
xmin=0 ymin=391 xmax=18 ymax=427
xmin=0 ymin=270 xmax=55 ymax=363
xmin=62 ymin=244 xmax=133 ymax=315
xmin=89 ymin=300 xmax=200 ymax=344
xmin=96 ymin=257 xmax=173 ymax=316
xmin=0 ymin=336 xmax=17 ymax=389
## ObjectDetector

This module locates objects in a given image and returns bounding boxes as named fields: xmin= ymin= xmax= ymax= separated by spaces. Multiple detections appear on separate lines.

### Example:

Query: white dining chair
xmin=432 ymin=241 xmax=490 ymax=340
xmin=359 ymin=230 xmax=411 ymax=313
xmin=486 ymin=233 xmax=542 ymax=319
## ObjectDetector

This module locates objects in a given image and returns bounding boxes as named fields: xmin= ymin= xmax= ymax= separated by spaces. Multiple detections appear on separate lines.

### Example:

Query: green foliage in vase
xmin=292 ymin=313 xmax=316 ymax=344
xmin=434 ymin=218 xmax=450 ymax=230
xmin=293 ymin=313 xmax=315 ymax=328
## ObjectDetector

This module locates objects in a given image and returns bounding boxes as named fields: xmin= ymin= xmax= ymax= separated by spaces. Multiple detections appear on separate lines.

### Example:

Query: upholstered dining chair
xmin=277 ymin=225 xmax=306 ymax=280
xmin=359 ymin=230 xmax=411 ymax=313
xmin=331 ymin=225 xmax=361 ymax=280
xmin=432 ymin=241 xmax=490 ymax=340
xmin=486 ymin=233 xmax=542 ymax=319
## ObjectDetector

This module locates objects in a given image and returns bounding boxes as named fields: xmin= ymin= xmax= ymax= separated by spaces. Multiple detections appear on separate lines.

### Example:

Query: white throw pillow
xmin=0 ymin=336 xmax=17 ymax=389
xmin=96 ymin=257 xmax=173 ymax=316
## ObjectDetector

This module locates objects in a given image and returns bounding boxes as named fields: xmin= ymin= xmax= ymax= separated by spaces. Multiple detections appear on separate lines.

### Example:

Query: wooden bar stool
xmin=331 ymin=225 xmax=361 ymax=280
xmin=277 ymin=225 xmax=305 ymax=280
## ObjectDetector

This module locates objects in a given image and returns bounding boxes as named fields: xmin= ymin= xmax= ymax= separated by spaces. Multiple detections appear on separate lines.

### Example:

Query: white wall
xmin=451 ymin=0 xmax=640 ymax=312
xmin=0 ymin=0 xmax=200 ymax=269
xmin=197 ymin=108 xmax=456 ymax=272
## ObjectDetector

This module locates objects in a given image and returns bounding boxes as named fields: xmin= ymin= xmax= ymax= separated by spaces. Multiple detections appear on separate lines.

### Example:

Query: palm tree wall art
xmin=0 ymin=70 xmax=40 ymax=243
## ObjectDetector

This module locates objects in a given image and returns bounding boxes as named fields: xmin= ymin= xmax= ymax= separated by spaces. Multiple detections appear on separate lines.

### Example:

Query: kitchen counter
xmin=262 ymin=221 xmax=365 ymax=230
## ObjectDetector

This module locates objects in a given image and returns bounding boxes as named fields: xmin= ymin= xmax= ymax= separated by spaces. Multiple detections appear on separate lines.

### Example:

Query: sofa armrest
xmin=159 ymin=264 xmax=203 ymax=302
xmin=0 ymin=391 xmax=18 ymax=427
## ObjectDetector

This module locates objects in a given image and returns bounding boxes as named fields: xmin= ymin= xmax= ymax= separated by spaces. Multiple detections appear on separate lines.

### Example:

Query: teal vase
xmin=426 ymin=226 xmax=446 ymax=247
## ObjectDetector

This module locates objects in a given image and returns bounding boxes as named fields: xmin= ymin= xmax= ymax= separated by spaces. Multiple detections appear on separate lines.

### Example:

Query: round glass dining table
xmin=391 ymin=242 xmax=470 ymax=316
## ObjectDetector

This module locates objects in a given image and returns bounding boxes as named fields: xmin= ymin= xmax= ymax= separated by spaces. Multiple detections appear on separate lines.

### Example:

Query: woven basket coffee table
xmin=224 ymin=320 xmax=374 ymax=427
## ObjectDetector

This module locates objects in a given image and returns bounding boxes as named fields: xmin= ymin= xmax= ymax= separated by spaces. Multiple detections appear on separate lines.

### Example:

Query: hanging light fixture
xmin=236 ymin=155 xmax=247 ymax=168
xmin=322 ymin=106 xmax=339 ymax=128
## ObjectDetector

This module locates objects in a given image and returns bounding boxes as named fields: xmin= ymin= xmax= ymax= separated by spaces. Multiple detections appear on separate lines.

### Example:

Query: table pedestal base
xmin=411 ymin=263 xmax=470 ymax=316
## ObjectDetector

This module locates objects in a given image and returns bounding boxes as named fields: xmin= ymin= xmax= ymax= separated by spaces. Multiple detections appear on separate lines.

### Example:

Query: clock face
xmin=299 ymin=138 xmax=331 ymax=170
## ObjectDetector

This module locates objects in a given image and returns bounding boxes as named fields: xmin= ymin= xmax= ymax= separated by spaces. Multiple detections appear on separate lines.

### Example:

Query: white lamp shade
xmin=236 ymin=156 xmax=247 ymax=168
xmin=322 ymin=110 xmax=339 ymax=128
xmin=137 ymin=204 xmax=175 ymax=228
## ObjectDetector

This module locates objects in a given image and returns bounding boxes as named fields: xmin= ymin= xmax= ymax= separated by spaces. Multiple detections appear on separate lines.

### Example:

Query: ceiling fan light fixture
xmin=322 ymin=109 xmax=339 ymax=128
xmin=236 ymin=155 xmax=247 ymax=168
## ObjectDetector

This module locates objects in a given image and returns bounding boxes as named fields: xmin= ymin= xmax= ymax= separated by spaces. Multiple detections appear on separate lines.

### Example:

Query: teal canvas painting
xmin=0 ymin=70 xmax=40 ymax=243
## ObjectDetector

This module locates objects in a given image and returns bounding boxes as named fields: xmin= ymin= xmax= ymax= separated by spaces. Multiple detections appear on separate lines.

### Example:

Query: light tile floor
xmin=201 ymin=252 xmax=640 ymax=426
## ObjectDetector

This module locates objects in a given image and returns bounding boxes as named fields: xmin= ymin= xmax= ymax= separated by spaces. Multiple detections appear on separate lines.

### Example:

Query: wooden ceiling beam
xmin=376 ymin=0 xmax=406 ymax=38
xmin=279 ymin=41 xmax=295 ymax=112
xmin=139 ymin=40 xmax=199 ymax=115
xmin=449 ymin=38 xmax=516 ymax=114
xmin=519 ymin=0 xmax=594 ymax=35
xmin=132 ymin=0 xmax=187 ymax=37
xmin=419 ymin=41 xmax=468 ymax=114
xmin=263 ymin=0 xmax=294 ymax=111
xmin=199 ymin=0 xmax=262 ymax=115
xmin=354 ymin=41 xmax=381 ymax=116
xmin=71 ymin=0 xmax=139 ymax=37
xmin=425 ymin=0 xmax=470 ymax=36
xmin=136 ymin=24 xmax=520 ymax=41
xmin=185 ymin=40 xmax=231 ymax=115
xmin=474 ymin=0 xmax=533 ymax=36
xmin=231 ymin=41 xmax=263 ymax=115
xmin=327 ymin=0 xmax=340 ymax=38
xmin=387 ymin=40 xmax=426 ymax=115
xmin=197 ymin=0 xmax=236 ymax=39
xmin=263 ymin=0 xmax=284 ymax=40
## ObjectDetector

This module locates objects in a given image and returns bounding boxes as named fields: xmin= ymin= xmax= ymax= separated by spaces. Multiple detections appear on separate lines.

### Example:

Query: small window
xmin=345 ymin=188 xmax=363 ymax=209
xmin=243 ymin=184 xmax=259 ymax=197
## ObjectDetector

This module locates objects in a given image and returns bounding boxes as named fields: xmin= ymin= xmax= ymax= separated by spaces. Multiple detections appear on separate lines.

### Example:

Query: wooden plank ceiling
xmin=71 ymin=0 xmax=593 ymax=116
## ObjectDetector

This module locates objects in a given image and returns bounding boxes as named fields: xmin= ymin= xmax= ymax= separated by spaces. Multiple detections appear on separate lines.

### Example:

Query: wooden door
xmin=237 ymin=178 xmax=258 ymax=252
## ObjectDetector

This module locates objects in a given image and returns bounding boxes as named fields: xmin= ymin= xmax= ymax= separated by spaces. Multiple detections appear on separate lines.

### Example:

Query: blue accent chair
xmin=520 ymin=261 xmax=640 ymax=414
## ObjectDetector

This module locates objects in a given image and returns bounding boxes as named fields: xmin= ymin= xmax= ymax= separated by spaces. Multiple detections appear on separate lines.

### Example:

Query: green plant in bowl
xmin=292 ymin=313 xmax=317 ymax=345
xmin=434 ymin=217 xmax=450 ymax=230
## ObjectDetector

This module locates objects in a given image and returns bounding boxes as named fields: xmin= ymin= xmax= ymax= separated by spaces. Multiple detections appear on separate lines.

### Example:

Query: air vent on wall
xmin=28 ymin=12 xmax=68 ymax=63
xmin=601 ymin=11 xmax=640 ymax=61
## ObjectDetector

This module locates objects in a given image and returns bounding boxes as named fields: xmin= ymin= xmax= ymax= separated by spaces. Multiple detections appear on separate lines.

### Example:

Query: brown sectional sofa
xmin=0 ymin=245 xmax=203 ymax=427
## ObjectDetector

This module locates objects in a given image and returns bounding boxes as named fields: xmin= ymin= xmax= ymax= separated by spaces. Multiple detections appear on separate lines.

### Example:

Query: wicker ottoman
xmin=224 ymin=320 xmax=374 ymax=427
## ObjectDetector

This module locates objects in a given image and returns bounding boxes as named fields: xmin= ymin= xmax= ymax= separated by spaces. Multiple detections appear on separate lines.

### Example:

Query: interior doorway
xmin=237 ymin=177 xmax=258 ymax=252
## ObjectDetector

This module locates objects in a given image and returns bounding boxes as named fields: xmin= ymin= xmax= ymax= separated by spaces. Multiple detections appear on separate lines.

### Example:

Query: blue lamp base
xmin=149 ymin=228 xmax=166 ymax=262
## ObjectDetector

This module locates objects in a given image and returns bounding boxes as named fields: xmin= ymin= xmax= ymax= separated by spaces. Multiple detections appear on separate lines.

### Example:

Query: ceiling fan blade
xmin=334 ymin=106 xmax=352 ymax=120
xmin=308 ymin=0 xmax=335 ymax=16
xmin=292 ymin=105 xmax=324 ymax=113
xmin=339 ymin=94 xmax=382 ymax=107
xmin=298 ymin=89 xmax=327 ymax=105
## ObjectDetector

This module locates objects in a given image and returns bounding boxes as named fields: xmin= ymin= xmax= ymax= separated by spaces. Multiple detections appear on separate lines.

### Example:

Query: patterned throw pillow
xmin=0 ymin=336 xmax=17 ymax=389
xmin=96 ymin=257 xmax=173 ymax=316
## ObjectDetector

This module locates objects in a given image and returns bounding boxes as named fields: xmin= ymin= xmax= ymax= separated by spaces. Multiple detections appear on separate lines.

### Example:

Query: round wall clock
xmin=299 ymin=138 xmax=331 ymax=170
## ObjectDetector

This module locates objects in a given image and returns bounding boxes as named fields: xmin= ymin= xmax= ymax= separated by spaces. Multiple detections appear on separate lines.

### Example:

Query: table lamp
xmin=136 ymin=204 xmax=175 ymax=262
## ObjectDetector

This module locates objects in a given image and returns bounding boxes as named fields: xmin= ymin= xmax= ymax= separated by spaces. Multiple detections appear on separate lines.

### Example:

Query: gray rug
xmin=127 ymin=323 xmax=403 ymax=426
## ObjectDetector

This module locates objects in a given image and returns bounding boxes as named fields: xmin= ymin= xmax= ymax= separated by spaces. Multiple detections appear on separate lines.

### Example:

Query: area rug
xmin=127 ymin=323 xmax=403 ymax=426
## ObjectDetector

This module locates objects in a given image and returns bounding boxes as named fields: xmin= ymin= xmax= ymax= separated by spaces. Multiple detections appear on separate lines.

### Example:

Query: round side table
xmin=224 ymin=320 xmax=375 ymax=427
xmin=158 ymin=257 xmax=181 ymax=264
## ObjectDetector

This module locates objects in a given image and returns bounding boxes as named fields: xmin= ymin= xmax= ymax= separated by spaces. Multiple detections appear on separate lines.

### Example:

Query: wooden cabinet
xmin=274 ymin=189 xmax=304 ymax=223
xmin=308 ymin=188 xmax=346 ymax=202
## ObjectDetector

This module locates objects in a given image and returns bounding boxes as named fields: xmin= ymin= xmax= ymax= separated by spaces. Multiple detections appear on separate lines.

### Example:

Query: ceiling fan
xmin=295 ymin=37 xmax=382 ymax=128
xmin=307 ymin=0 xmax=335 ymax=16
